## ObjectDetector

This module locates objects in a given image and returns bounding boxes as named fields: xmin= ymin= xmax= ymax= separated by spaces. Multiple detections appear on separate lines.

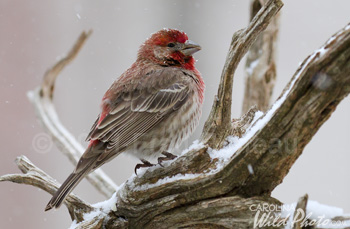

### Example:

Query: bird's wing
xmin=84 ymin=67 xmax=192 ymax=164
xmin=85 ymin=114 xmax=100 ymax=141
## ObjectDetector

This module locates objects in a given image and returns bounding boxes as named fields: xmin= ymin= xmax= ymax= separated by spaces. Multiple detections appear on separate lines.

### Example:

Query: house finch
xmin=45 ymin=29 xmax=204 ymax=211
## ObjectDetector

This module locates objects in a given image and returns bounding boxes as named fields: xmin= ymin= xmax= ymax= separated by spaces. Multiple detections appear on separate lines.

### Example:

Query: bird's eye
xmin=167 ymin=43 xmax=176 ymax=48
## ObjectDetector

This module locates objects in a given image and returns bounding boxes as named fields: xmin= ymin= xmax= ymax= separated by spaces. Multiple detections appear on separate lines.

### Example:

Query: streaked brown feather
xmin=84 ymin=67 xmax=192 ymax=160
xmin=85 ymin=114 xmax=100 ymax=141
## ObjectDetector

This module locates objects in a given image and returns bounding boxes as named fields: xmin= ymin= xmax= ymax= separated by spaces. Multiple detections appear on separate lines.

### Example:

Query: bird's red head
xmin=138 ymin=29 xmax=201 ymax=70
xmin=149 ymin=29 xmax=189 ymax=46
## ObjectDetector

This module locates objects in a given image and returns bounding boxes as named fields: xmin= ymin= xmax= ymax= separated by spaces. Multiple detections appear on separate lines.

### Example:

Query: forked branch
xmin=201 ymin=0 xmax=283 ymax=148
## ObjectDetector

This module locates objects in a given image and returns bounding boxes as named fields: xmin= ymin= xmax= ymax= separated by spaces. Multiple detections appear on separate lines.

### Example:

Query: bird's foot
xmin=157 ymin=152 xmax=177 ymax=167
xmin=134 ymin=159 xmax=155 ymax=175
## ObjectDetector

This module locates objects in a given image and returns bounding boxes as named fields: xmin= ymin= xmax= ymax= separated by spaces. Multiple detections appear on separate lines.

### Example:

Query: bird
xmin=45 ymin=28 xmax=205 ymax=211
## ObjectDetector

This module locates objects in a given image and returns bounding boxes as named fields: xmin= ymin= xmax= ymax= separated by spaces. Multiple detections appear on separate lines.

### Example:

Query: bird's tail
xmin=45 ymin=169 xmax=88 ymax=211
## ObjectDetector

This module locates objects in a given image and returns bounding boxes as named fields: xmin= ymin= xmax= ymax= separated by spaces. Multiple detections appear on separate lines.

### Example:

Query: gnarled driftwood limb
xmin=0 ymin=155 xmax=94 ymax=221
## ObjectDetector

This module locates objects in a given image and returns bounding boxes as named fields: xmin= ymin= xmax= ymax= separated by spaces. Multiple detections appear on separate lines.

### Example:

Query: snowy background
xmin=1 ymin=1 xmax=349 ymax=228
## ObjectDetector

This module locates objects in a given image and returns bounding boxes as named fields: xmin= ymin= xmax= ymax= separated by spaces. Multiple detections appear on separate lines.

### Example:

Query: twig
xmin=292 ymin=194 xmax=308 ymax=229
xmin=0 ymin=156 xmax=94 ymax=221
xmin=231 ymin=105 xmax=259 ymax=137
xmin=242 ymin=0 xmax=280 ymax=113
xmin=290 ymin=194 xmax=350 ymax=229
xmin=201 ymin=0 xmax=283 ymax=149
xmin=27 ymin=31 xmax=117 ymax=198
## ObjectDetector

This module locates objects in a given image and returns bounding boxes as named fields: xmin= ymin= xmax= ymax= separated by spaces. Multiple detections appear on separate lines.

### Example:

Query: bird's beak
xmin=181 ymin=40 xmax=201 ymax=56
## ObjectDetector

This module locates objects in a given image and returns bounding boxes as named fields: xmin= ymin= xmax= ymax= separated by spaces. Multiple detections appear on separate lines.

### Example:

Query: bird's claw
xmin=134 ymin=159 xmax=155 ymax=175
xmin=134 ymin=153 xmax=177 ymax=174
xmin=157 ymin=152 xmax=177 ymax=166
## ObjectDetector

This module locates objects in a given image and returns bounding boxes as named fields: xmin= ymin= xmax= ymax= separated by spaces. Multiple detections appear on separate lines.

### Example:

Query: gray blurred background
xmin=1 ymin=0 xmax=349 ymax=228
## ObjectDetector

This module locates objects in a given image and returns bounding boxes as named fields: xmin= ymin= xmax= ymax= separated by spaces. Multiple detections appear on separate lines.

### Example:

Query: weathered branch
xmin=27 ymin=30 xmax=117 ymax=197
xmin=80 ymin=195 xmax=283 ymax=228
xmin=0 ymin=156 xmax=94 ymax=221
xmin=284 ymin=194 xmax=350 ymax=229
xmin=231 ymin=22 xmax=350 ymax=196
xmin=292 ymin=194 xmax=308 ymax=229
xmin=147 ymin=196 xmax=281 ymax=228
xmin=242 ymin=0 xmax=280 ymax=113
xmin=201 ymin=0 xmax=283 ymax=149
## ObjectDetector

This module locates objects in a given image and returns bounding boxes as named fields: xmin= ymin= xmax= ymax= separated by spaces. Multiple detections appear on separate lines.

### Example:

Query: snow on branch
xmin=230 ymin=21 xmax=350 ymax=196
xmin=201 ymin=0 xmax=283 ymax=149
xmin=281 ymin=194 xmax=350 ymax=229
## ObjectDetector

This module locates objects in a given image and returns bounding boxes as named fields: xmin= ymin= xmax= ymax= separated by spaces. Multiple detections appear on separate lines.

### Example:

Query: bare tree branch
xmin=292 ymin=194 xmax=308 ymax=229
xmin=147 ymin=196 xmax=281 ymax=228
xmin=242 ymin=0 xmax=280 ymax=113
xmin=231 ymin=22 xmax=350 ymax=196
xmin=27 ymin=30 xmax=117 ymax=198
xmin=286 ymin=194 xmax=350 ymax=229
xmin=201 ymin=0 xmax=283 ymax=149
xmin=0 ymin=156 xmax=94 ymax=221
